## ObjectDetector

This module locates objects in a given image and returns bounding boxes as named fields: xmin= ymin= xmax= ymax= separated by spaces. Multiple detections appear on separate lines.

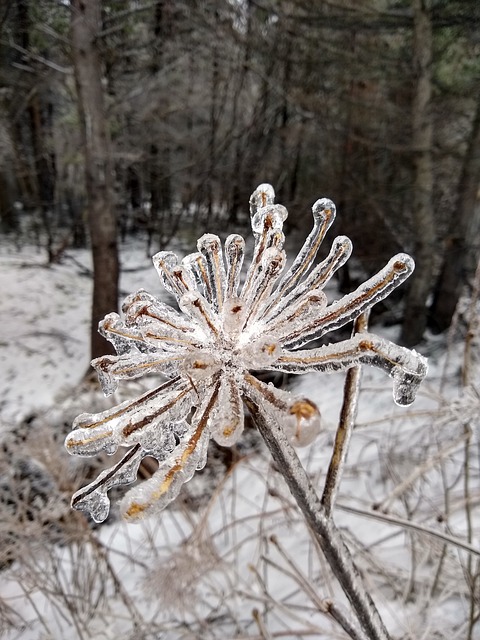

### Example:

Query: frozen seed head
xmin=66 ymin=183 xmax=428 ymax=523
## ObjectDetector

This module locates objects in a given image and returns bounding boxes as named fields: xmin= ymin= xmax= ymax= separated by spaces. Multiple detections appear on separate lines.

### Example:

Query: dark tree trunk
xmin=401 ymin=0 xmax=436 ymax=347
xmin=430 ymin=94 xmax=480 ymax=332
xmin=70 ymin=0 xmax=119 ymax=361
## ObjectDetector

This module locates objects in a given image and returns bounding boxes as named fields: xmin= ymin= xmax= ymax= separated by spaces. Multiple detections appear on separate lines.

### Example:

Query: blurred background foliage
xmin=0 ymin=0 xmax=479 ymax=355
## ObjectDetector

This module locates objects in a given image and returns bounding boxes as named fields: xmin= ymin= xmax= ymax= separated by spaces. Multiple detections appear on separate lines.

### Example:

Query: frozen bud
xmin=285 ymin=398 xmax=321 ymax=447
xmin=312 ymin=198 xmax=336 ymax=224
xmin=222 ymin=297 xmax=248 ymax=338
xmin=249 ymin=183 xmax=275 ymax=216
xmin=242 ymin=335 xmax=280 ymax=368
xmin=181 ymin=351 xmax=220 ymax=381
xmin=152 ymin=250 xmax=178 ymax=275
xmin=251 ymin=205 xmax=288 ymax=236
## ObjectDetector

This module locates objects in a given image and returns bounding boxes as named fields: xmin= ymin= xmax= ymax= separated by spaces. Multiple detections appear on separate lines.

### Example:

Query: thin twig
xmin=374 ymin=431 xmax=470 ymax=513
xmin=269 ymin=535 xmax=368 ymax=640
xmin=246 ymin=398 xmax=391 ymax=640
xmin=322 ymin=311 xmax=369 ymax=515
xmin=337 ymin=502 xmax=480 ymax=558
xmin=252 ymin=608 xmax=274 ymax=640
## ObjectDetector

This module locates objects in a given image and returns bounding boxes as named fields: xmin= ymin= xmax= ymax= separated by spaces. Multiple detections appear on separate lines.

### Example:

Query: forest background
xmin=1 ymin=0 xmax=479 ymax=358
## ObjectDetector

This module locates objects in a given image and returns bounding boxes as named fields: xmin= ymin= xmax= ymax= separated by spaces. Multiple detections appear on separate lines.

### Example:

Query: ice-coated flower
xmin=66 ymin=184 xmax=427 ymax=523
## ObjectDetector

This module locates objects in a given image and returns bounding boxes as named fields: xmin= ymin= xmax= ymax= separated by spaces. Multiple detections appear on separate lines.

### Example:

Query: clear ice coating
xmin=66 ymin=184 xmax=428 ymax=523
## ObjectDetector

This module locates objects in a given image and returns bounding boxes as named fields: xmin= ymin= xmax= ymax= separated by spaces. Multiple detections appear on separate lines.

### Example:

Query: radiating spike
xmin=65 ymin=377 xmax=193 ymax=455
xmin=197 ymin=234 xmax=226 ymax=312
xmin=243 ymin=247 xmax=286 ymax=327
xmin=122 ymin=289 xmax=193 ymax=333
xmin=178 ymin=291 xmax=221 ymax=340
xmin=224 ymin=234 xmax=245 ymax=299
xmin=268 ymin=333 xmax=428 ymax=406
xmin=153 ymin=251 xmax=194 ymax=301
xmin=274 ymin=198 xmax=336 ymax=299
xmin=182 ymin=252 xmax=213 ymax=303
xmin=209 ymin=374 xmax=244 ymax=446
xmin=265 ymin=289 xmax=328 ymax=341
xmin=262 ymin=236 xmax=352 ymax=322
xmin=281 ymin=254 xmax=415 ymax=349
xmin=92 ymin=352 xmax=185 ymax=396
xmin=120 ymin=376 xmax=222 ymax=521
xmin=99 ymin=312 xmax=151 ymax=355
xmin=241 ymin=205 xmax=286 ymax=300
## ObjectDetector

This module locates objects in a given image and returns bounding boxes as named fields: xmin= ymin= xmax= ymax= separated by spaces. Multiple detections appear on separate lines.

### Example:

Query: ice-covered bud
xmin=312 ymin=198 xmax=336 ymax=224
xmin=285 ymin=398 xmax=322 ymax=447
xmin=251 ymin=204 xmax=288 ymax=236
xmin=181 ymin=351 xmax=220 ymax=381
xmin=249 ymin=183 xmax=275 ymax=216
xmin=242 ymin=335 xmax=280 ymax=368
xmin=222 ymin=297 xmax=248 ymax=339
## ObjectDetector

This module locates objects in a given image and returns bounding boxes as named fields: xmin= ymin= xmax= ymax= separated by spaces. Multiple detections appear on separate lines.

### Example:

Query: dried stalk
xmin=322 ymin=312 xmax=369 ymax=515
xmin=246 ymin=398 xmax=391 ymax=640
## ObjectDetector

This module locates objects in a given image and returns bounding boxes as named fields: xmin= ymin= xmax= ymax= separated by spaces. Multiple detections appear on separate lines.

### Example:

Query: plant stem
xmin=322 ymin=311 xmax=369 ymax=515
xmin=246 ymin=399 xmax=392 ymax=640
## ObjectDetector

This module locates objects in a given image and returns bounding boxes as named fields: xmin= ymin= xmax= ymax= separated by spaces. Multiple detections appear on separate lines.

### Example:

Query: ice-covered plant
xmin=66 ymin=184 xmax=427 ymax=525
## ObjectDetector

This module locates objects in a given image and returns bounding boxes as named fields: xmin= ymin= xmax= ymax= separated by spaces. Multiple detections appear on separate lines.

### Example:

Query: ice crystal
xmin=66 ymin=184 xmax=427 ymax=523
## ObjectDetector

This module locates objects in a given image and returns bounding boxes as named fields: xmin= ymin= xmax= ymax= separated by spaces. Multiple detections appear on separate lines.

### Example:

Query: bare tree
xmin=401 ymin=0 xmax=436 ymax=346
xmin=70 ymin=0 xmax=119 ymax=360
xmin=431 ymin=92 xmax=480 ymax=331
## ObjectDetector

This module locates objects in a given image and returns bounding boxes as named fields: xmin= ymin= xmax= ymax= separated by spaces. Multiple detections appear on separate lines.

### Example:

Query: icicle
xmin=71 ymin=445 xmax=144 ymax=523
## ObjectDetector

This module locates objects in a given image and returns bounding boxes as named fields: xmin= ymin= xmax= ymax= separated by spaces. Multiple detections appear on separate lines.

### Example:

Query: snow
xmin=0 ymin=235 xmax=478 ymax=639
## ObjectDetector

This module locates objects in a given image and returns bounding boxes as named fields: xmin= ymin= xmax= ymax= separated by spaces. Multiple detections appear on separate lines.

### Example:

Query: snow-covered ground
xmin=0 ymin=237 xmax=478 ymax=639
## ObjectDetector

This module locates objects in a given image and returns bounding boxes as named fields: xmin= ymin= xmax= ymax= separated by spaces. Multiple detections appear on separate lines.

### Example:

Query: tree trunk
xmin=430 ymin=93 xmax=480 ymax=331
xmin=401 ymin=0 xmax=435 ymax=347
xmin=70 ymin=0 xmax=119 ymax=361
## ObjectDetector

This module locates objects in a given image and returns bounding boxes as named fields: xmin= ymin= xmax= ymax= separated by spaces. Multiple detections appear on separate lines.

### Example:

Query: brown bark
xmin=430 ymin=94 xmax=480 ymax=331
xmin=70 ymin=0 xmax=119 ymax=361
xmin=401 ymin=0 xmax=436 ymax=346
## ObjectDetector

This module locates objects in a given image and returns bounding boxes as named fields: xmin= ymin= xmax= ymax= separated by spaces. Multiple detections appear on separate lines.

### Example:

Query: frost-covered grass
xmin=0 ymin=238 xmax=478 ymax=639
